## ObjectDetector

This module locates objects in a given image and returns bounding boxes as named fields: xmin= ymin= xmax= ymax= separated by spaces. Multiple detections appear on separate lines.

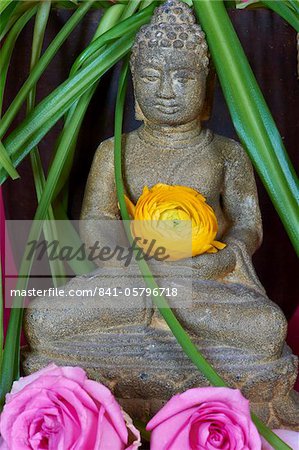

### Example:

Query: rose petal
xmin=9 ymin=364 xmax=86 ymax=397
xmin=97 ymin=413 xmax=125 ymax=450
xmin=0 ymin=365 xmax=136 ymax=450
xmin=150 ymin=406 xmax=198 ymax=449
xmin=8 ymin=364 xmax=58 ymax=397
xmin=147 ymin=388 xmax=261 ymax=450
xmin=147 ymin=388 xmax=250 ymax=430
xmin=84 ymin=380 xmax=128 ymax=444
xmin=0 ymin=436 xmax=9 ymax=450
xmin=122 ymin=411 xmax=141 ymax=450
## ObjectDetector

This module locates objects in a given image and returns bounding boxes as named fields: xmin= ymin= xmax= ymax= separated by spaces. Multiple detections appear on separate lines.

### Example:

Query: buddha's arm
xmin=80 ymin=139 xmax=120 ymax=250
xmin=221 ymin=141 xmax=263 ymax=256
xmin=177 ymin=141 xmax=262 ymax=279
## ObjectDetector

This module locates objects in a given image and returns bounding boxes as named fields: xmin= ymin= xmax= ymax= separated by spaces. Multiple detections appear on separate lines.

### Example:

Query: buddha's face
xmin=133 ymin=47 xmax=206 ymax=126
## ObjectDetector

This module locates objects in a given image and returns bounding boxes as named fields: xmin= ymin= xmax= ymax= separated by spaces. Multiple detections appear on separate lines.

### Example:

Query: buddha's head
xmin=130 ymin=0 xmax=209 ymax=126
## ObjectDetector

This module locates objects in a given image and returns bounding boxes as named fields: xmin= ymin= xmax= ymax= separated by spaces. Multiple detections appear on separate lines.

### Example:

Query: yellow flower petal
xmin=127 ymin=183 xmax=226 ymax=260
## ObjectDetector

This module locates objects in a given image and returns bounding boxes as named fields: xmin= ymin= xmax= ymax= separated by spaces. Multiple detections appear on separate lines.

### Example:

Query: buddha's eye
xmin=141 ymin=72 xmax=160 ymax=83
xmin=144 ymin=76 xmax=159 ymax=82
xmin=176 ymin=76 xmax=196 ymax=85
xmin=176 ymin=77 xmax=189 ymax=84
xmin=173 ymin=72 xmax=196 ymax=84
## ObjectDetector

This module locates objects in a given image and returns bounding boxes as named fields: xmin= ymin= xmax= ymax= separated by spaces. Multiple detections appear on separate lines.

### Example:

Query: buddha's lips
xmin=155 ymin=104 xmax=180 ymax=114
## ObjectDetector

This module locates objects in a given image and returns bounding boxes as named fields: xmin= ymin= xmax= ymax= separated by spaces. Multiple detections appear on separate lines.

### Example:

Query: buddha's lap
xmin=25 ymin=273 xmax=287 ymax=356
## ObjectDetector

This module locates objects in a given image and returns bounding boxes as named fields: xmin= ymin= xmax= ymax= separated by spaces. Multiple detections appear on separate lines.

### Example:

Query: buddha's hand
xmin=170 ymin=245 xmax=237 ymax=280
xmin=148 ymin=245 xmax=237 ymax=280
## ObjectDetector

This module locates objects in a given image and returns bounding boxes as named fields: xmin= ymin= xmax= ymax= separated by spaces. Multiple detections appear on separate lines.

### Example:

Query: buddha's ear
xmin=201 ymin=62 xmax=216 ymax=122
xmin=131 ymin=71 xmax=145 ymax=122
xmin=134 ymin=99 xmax=145 ymax=122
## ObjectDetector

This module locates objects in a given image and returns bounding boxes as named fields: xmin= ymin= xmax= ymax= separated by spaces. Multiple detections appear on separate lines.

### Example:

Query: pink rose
xmin=147 ymin=387 xmax=261 ymax=449
xmin=262 ymin=429 xmax=299 ymax=449
xmin=0 ymin=364 xmax=140 ymax=450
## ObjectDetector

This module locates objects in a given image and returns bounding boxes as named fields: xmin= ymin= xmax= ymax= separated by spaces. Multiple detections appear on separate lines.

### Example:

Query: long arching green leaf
xmin=0 ymin=1 xmax=37 ymax=42
xmin=287 ymin=0 xmax=299 ymax=15
xmin=70 ymin=3 xmax=156 ymax=75
xmin=0 ymin=0 xmax=94 ymax=140
xmin=0 ymin=0 xmax=14 ymax=16
xmin=0 ymin=6 xmax=38 ymax=179
xmin=193 ymin=0 xmax=299 ymax=255
xmin=0 ymin=142 xmax=18 ymax=180
xmin=28 ymin=0 xmax=67 ymax=289
xmin=239 ymin=0 xmax=299 ymax=30
xmin=0 ymin=0 xmax=18 ymax=36
xmin=0 ymin=6 xmax=37 ymax=113
xmin=53 ymin=2 xmax=127 ymax=199
xmin=261 ymin=0 xmax=299 ymax=31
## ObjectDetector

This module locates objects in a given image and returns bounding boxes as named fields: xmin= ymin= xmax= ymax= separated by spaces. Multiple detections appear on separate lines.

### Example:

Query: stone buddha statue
xmin=23 ymin=0 xmax=299 ymax=430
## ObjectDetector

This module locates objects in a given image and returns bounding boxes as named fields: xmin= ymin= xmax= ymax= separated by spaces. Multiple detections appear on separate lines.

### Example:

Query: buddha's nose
xmin=158 ymin=74 xmax=175 ymax=99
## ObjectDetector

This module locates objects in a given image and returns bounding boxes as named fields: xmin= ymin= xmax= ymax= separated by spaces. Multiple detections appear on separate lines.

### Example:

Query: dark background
xmin=2 ymin=6 xmax=299 ymax=320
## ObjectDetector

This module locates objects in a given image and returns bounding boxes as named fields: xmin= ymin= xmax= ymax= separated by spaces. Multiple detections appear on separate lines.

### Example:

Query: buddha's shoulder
xmin=94 ymin=136 xmax=114 ymax=155
xmin=93 ymin=130 xmax=140 ymax=158
xmin=211 ymin=132 xmax=251 ymax=165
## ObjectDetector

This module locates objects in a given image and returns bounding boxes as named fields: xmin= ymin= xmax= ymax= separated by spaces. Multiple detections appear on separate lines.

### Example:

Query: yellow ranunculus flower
xmin=125 ymin=183 xmax=226 ymax=261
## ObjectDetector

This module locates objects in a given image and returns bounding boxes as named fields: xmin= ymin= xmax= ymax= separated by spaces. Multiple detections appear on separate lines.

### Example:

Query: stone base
xmin=22 ymin=325 xmax=299 ymax=430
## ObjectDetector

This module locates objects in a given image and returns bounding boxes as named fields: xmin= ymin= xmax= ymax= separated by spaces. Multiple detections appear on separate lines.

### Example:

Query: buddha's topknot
xmin=131 ymin=0 xmax=209 ymax=75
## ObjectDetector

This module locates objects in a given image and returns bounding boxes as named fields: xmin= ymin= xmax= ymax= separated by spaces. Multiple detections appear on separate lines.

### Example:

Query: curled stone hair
xmin=130 ymin=0 xmax=209 ymax=76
